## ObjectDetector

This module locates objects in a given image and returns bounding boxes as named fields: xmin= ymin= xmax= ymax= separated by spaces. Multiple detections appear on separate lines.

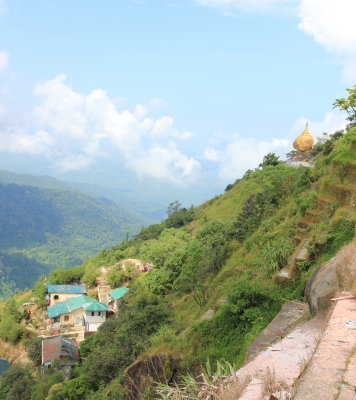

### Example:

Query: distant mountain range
xmin=0 ymin=170 xmax=153 ymax=298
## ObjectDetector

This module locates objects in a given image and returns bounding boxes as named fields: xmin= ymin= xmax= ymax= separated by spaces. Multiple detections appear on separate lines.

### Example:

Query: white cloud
xmin=152 ymin=116 xmax=192 ymax=139
xmin=0 ymin=129 xmax=54 ymax=155
xmin=292 ymin=111 xmax=347 ymax=138
xmin=0 ymin=75 xmax=200 ymax=184
xmin=52 ymin=154 xmax=94 ymax=173
xmin=204 ymin=148 xmax=220 ymax=161
xmin=205 ymin=136 xmax=290 ymax=181
xmin=298 ymin=0 xmax=356 ymax=55
xmin=193 ymin=0 xmax=297 ymax=12
xmin=195 ymin=0 xmax=356 ymax=83
xmin=153 ymin=116 xmax=174 ymax=135
xmin=126 ymin=143 xmax=201 ymax=185
xmin=297 ymin=0 xmax=356 ymax=84
xmin=0 ymin=51 xmax=9 ymax=72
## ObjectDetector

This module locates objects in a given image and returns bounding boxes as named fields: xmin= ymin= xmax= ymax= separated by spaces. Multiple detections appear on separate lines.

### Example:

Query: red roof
xmin=42 ymin=335 xmax=80 ymax=365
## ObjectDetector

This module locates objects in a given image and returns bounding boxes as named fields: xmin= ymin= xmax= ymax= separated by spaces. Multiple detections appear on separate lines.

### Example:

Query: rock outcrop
xmin=305 ymin=237 xmax=356 ymax=315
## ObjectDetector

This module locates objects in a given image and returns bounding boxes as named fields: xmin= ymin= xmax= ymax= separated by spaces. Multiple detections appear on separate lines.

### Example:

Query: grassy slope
xmin=114 ymin=129 xmax=355 ymax=366
xmin=1 ymin=129 xmax=354 ymax=399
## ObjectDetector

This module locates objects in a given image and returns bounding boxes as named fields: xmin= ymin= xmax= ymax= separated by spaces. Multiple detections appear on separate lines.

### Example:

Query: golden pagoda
xmin=293 ymin=121 xmax=314 ymax=153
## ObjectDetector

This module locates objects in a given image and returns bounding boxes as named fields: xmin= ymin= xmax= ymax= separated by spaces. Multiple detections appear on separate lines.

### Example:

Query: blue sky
xmin=0 ymin=0 xmax=355 ymax=207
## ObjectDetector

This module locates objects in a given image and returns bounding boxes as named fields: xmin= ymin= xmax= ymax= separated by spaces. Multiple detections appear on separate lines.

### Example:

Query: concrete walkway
xmin=235 ymin=315 xmax=325 ymax=399
xmin=294 ymin=297 xmax=356 ymax=400
xmin=232 ymin=296 xmax=356 ymax=400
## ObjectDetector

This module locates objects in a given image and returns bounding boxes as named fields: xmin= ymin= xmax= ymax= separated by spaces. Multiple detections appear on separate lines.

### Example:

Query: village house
xmin=42 ymin=336 xmax=80 ymax=371
xmin=46 ymin=284 xmax=87 ymax=306
xmin=108 ymin=287 xmax=129 ymax=312
xmin=47 ymin=294 xmax=109 ymax=334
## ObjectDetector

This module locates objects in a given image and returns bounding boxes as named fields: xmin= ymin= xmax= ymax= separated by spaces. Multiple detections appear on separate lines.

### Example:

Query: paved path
xmin=294 ymin=297 xmax=356 ymax=400
xmin=236 ymin=315 xmax=325 ymax=399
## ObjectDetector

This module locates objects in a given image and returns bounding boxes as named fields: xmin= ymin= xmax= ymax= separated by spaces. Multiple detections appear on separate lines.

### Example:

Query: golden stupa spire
xmin=293 ymin=120 xmax=314 ymax=152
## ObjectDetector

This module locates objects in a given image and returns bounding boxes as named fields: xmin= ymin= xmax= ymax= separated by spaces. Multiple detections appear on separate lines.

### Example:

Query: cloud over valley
xmin=0 ymin=74 xmax=201 ymax=185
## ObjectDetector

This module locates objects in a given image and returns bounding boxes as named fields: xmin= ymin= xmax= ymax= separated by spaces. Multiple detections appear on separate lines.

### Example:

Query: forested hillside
xmin=0 ymin=124 xmax=353 ymax=399
xmin=0 ymin=170 xmax=166 ymax=221
xmin=0 ymin=181 xmax=151 ymax=298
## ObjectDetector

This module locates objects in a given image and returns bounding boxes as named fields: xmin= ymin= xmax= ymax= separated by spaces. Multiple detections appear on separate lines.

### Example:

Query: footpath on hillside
xmin=230 ymin=236 xmax=356 ymax=400
xmin=232 ymin=296 xmax=356 ymax=400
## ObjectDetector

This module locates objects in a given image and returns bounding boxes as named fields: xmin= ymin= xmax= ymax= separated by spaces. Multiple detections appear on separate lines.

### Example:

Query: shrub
xmin=107 ymin=268 xmax=129 ymax=288
xmin=254 ymin=237 xmax=295 ymax=274
xmin=0 ymin=316 xmax=27 ymax=343
xmin=0 ymin=364 xmax=33 ymax=400
xmin=32 ymin=277 xmax=47 ymax=308
xmin=323 ymin=218 xmax=355 ymax=258
xmin=49 ymin=265 xmax=85 ymax=285
xmin=25 ymin=337 xmax=42 ymax=366
xmin=186 ymin=280 xmax=282 ymax=365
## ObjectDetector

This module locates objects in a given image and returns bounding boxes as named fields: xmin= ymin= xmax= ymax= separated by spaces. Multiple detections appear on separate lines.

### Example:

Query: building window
xmin=98 ymin=312 xmax=101 ymax=317
xmin=64 ymin=315 xmax=69 ymax=322
xmin=91 ymin=312 xmax=95 ymax=316
xmin=54 ymin=295 xmax=59 ymax=300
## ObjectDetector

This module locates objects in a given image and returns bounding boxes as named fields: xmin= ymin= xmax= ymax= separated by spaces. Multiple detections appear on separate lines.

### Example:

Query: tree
xmin=333 ymin=85 xmax=356 ymax=130
xmin=0 ymin=364 xmax=33 ymax=400
xmin=259 ymin=153 xmax=280 ymax=168
xmin=167 ymin=201 xmax=181 ymax=216
xmin=32 ymin=276 xmax=47 ymax=308
xmin=286 ymin=150 xmax=297 ymax=159
xmin=25 ymin=337 xmax=42 ymax=366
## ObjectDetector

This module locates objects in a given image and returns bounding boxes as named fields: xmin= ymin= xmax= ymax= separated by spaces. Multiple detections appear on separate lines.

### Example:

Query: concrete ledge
xmin=246 ymin=301 xmax=309 ymax=362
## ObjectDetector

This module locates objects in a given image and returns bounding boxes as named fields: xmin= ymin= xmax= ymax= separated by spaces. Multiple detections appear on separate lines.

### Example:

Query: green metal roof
xmin=47 ymin=295 xmax=108 ymax=318
xmin=83 ymin=302 xmax=108 ymax=311
xmin=109 ymin=287 xmax=129 ymax=301
xmin=47 ymin=284 xmax=86 ymax=294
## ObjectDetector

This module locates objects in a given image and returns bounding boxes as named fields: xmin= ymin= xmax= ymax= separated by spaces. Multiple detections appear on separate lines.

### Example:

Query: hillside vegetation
xmin=0 ymin=118 xmax=355 ymax=398
xmin=0 ymin=179 xmax=151 ymax=298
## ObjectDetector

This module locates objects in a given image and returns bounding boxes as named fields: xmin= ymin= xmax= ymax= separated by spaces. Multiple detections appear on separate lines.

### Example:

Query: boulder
xmin=305 ymin=237 xmax=356 ymax=316
xmin=305 ymin=262 xmax=339 ymax=316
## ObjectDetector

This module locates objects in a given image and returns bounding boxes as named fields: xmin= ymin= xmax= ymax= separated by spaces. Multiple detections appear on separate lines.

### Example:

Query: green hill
xmin=0 ymin=120 xmax=355 ymax=399
xmin=0 ymin=180 xmax=152 ymax=297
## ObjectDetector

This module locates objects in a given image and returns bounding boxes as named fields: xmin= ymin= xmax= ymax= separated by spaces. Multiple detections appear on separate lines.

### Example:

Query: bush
xmin=49 ymin=265 xmax=85 ymax=285
xmin=254 ymin=237 xmax=295 ymax=274
xmin=60 ymin=376 xmax=91 ymax=400
xmin=25 ymin=337 xmax=42 ymax=366
xmin=32 ymin=277 xmax=47 ymax=308
xmin=0 ymin=317 xmax=27 ymax=343
xmin=165 ymin=206 xmax=195 ymax=229
xmin=324 ymin=218 xmax=355 ymax=258
xmin=107 ymin=268 xmax=129 ymax=288
xmin=0 ymin=364 xmax=33 ymax=400
xmin=186 ymin=280 xmax=282 ymax=365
